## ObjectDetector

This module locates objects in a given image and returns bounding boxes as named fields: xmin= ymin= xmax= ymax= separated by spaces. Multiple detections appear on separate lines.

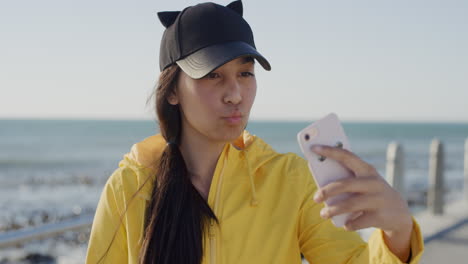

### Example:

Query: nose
xmin=223 ymin=77 xmax=242 ymax=105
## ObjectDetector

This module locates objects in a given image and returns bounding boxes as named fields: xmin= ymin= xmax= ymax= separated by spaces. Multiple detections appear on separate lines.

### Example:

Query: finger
xmin=311 ymin=145 xmax=377 ymax=177
xmin=314 ymin=176 xmax=383 ymax=203
xmin=320 ymin=193 xmax=381 ymax=219
xmin=344 ymin=211 xmax=378 ymax=231
xmin=348 ymin=211 xmax=364 ymax=221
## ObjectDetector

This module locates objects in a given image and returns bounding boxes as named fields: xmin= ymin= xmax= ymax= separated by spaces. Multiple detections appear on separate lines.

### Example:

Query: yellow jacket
xmin=86 ymin=130 xmax=424 ymax=263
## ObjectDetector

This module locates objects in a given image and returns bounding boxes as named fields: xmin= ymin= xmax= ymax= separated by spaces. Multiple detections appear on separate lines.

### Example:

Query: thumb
xmin=344 ymin=211 xmax=377 ymax=231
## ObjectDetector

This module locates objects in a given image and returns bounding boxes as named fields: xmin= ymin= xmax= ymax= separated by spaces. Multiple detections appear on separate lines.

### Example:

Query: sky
xmin=1 ymin=0 xmax=467 ymax=122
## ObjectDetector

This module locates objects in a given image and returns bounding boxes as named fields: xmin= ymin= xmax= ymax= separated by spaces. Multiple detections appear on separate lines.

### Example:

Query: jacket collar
xmin=121 ymin=130 xmax=280 ymax=206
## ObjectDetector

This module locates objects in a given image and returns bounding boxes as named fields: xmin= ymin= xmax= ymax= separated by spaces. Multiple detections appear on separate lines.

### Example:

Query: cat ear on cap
xmin=226 ymin=0 xmax=243 ymax=16
xmin=157 ymin=11 xmax=181 ymax=28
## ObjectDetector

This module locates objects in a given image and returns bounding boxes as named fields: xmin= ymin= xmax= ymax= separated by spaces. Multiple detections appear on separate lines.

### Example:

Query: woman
xmin=86 ymin=1 xmax=424 ymax=263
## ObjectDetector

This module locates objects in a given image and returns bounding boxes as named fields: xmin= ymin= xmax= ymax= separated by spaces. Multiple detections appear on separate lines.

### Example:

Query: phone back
xmin=297 ymin=112 xmax=356 ymax=227
xmin=297 ymin=112 xmax=353 ymax=187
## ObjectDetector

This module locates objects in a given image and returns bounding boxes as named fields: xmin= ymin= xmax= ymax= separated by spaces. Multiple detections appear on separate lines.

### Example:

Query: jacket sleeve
xmin=86 ymin=168 xmax=129 ymax=263
xmin=295 ymin=158 xmax=424 ymax=264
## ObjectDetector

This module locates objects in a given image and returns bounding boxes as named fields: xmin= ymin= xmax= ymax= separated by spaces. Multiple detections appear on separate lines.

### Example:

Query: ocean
xmin=0 ymin=119 xmax=467 ymax=262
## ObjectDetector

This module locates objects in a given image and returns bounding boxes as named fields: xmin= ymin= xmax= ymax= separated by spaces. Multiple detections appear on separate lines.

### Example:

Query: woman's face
xmin=169 ymin=56 xmax=257 ymax=144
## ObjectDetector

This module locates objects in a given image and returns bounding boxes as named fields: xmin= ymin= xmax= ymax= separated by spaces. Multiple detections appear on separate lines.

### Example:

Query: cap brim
xmin=176 ymin=41 xmax=271 ymax=79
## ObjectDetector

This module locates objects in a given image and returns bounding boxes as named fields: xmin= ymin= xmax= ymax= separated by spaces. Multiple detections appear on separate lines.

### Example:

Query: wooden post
xmin=427 ymin=139 xmax=444 ymax=215
xmin=465 ymin=138 xmax=468 ymax=201
xmin=386 ymin=142 xmax=405 ymax=198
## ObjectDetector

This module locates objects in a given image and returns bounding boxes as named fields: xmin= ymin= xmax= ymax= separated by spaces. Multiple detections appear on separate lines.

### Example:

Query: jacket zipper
xmin=210 ymin=154 xmax=227 ymax=264
xmin=209 ymin=222 xmax=216 ymax=264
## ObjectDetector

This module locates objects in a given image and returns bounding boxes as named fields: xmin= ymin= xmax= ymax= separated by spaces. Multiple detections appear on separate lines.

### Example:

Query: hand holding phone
xmin=297 ymin=113 xmax=359 ymax=227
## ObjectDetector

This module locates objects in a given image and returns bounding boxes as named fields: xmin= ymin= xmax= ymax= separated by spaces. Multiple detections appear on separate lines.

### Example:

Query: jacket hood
xmin=119 ymin=130 xmax=282 ymax=206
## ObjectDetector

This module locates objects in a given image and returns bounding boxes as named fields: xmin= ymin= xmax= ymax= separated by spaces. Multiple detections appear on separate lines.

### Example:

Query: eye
xmin=205 ymin=72 xmax=220 ymax=79
xmin=241 ymin=72 xmax=255 ymax=77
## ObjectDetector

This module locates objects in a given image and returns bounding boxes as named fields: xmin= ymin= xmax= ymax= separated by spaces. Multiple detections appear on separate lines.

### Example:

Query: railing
xmin=0 ymin=214 xmax=93 ymax=249
xmin=1 ymin=137 xmax=467 ymax=248
xmin=386 ymin=137 xmax=468 ymax=214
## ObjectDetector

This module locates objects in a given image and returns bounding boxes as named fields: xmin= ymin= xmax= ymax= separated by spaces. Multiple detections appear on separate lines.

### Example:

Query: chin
xmin=217 ymin=123 xmax=245 ymax=142
xmin=226 ymin=126 xmax=245 ymax=139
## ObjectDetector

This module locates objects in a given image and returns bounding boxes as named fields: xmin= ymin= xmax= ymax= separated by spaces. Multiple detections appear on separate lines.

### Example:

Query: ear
xmin=226 ymin=0 xmax=243 ymax=16
xmin=157 ymin=11 xmax=181 ymax=28
xmin=167 ymin=91 xmax=179 ymax=105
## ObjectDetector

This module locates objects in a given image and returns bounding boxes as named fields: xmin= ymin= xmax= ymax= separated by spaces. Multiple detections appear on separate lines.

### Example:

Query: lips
xmin=223 ymin=111 xmax=243 ymax=119
xmin=223 ymin=112 xmax=243 ymax=124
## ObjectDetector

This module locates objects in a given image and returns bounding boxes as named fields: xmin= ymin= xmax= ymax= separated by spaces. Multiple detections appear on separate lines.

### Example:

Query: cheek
xmin=251 ymin=84 xmax=257 ymax=100
xmin=244 ymin=82 xmax=257 ymax=106
xmin=180 ymin=86 xmax=218 ymax=117
xmin=196 ymin=88 xmax=219 ymax=111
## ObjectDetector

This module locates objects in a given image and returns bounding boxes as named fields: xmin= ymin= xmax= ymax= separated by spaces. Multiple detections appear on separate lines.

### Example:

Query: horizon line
xmin=1 ymin=117 xmax=467 ymax=124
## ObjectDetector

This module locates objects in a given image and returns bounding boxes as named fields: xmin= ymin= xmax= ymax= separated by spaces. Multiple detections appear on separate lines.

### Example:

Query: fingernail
xmin=313 ymin=191 xmax=323 ymax=202
xmin=312 ymin=145 xmax=323 ymax=153
xmin=320 ymin=208 xmax=328 ymax=219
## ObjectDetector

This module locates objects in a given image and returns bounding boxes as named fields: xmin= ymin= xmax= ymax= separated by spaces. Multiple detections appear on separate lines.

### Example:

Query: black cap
xmin=157 ymin=0 xmax=271 ymax=79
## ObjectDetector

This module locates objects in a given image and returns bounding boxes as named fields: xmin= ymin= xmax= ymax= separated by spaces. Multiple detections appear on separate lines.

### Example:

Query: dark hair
xmin=138 ymin=64 xmax=219 ymax=264
xmin=94 ymin=56 xmax=255 ymax=263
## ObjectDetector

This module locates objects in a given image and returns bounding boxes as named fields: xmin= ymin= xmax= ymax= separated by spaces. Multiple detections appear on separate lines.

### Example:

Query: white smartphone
xmin=297 ymin=112 xmax=359 ymax=227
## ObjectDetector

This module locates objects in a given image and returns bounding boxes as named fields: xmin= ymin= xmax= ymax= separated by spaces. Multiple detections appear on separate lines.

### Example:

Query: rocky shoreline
xmin=0 ymin=228 xmax=90 ymax=264
xmin=0 ymin=210 xmax=93 ymax=264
